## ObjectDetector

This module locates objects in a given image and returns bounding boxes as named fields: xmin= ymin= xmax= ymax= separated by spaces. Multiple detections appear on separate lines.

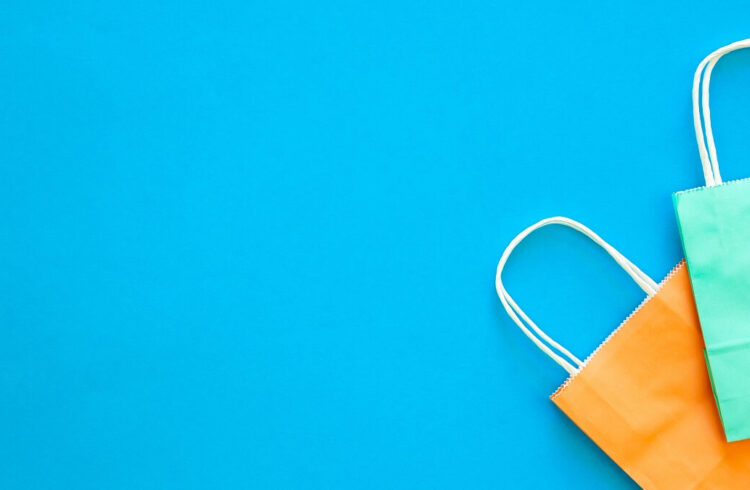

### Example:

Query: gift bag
xmin=673 ymin=39 xmax=750 ymax=442
xmin=496 ymin=217 xmax=750 ymax=489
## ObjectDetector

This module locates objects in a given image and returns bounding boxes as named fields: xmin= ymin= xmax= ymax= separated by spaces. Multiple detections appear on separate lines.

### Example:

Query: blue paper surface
xmin=2 ymin=1 xmax=750 ymax=488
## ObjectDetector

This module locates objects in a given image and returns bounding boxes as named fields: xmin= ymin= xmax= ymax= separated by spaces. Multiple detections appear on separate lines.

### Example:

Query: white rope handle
xmin=694 ymin=38 xmax=750 ymax=186
xmin=495 ymin=217 xmax=658 ymax=374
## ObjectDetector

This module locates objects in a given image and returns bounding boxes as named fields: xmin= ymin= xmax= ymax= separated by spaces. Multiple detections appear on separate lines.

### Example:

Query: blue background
xmin=3 ymin=1 xmax=750 ymax=488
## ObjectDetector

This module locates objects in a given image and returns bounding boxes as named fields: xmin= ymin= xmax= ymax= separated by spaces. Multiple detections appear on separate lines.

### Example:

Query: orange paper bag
xmin=495 ymin=217 xmax=750 ymax=489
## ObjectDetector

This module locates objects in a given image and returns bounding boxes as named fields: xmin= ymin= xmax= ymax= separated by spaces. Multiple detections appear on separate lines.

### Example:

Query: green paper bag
xmin=674 ymin=39 xmax=750 ymax=442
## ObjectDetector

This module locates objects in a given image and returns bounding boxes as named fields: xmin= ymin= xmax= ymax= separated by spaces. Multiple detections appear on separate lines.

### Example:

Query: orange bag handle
xmin=495 ymin=217 xmax=658 ymax=374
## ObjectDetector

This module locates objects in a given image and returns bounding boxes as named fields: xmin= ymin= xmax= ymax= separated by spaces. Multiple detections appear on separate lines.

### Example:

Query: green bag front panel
xmin=674 ymin=178 xmax=750 ymax=442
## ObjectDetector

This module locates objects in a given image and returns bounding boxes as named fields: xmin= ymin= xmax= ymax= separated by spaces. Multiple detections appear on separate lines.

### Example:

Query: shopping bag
xmin=496 ymin=217 xmax=750 ymax=489
xmin=673 ymin=38 xmax=750 ymax=442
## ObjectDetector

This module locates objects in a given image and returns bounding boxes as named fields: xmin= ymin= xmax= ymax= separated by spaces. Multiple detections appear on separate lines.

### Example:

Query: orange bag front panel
xmin=552 ymin=262 xmax=750 ymax=489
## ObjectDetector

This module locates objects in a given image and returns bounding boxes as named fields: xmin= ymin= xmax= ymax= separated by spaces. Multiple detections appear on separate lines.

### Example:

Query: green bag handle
xmin=495 ymin=217 xmax=658 ymax=374
xmin=694 ymin=39 xmax=750 ymax=187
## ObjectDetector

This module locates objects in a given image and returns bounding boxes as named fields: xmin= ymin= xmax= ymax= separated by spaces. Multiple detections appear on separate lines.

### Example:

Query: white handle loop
xmin=495 ymin=217 xmax=658 ymax=374
xmin=694 ymin=39 xmax=750 ymax=187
